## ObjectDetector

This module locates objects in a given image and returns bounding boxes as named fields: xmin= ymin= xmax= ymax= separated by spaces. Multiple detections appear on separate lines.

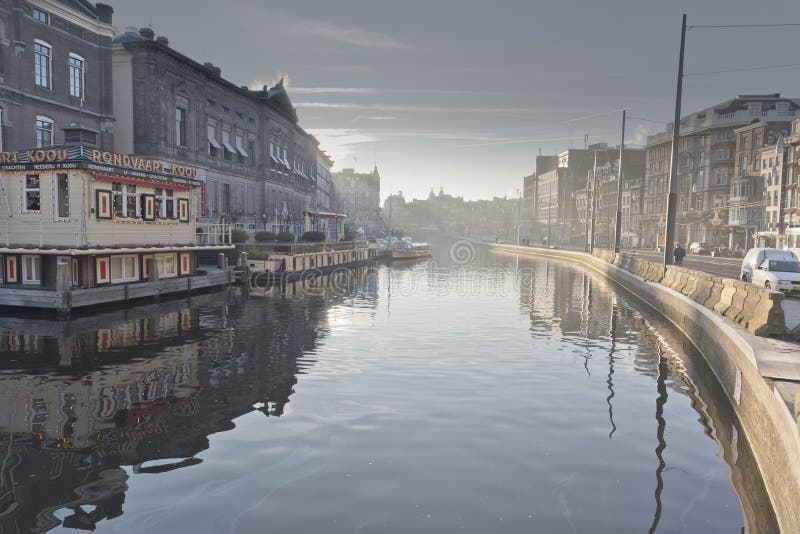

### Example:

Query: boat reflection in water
xmin=0 ymin=273 xmax=376 ymax=533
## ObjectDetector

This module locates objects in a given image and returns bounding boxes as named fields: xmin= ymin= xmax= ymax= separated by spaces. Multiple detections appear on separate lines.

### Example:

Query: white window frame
xmin=175 ymin=107 xmax=187 ymax=146
xmin=35 ymin=115 xmax=53 ymax=148
xmin=54 ymin=173 xmax=69 ymax=219
xmin=110 ymin=254 xmax=139 ymax=283
xmin=32 ymin=7 xmax=49 ymax=24
xmin=33 ymin=39 xmax=51 ymax=89
xmin=155 ymin=253 xmax=177 ymax=278
xmin=21 ymin=255 xmax=41 ymax=285
xmin=23 ymin=174 xmax=41 ymax=213
xmin=68 ymin=53 xmax=84 ymax=99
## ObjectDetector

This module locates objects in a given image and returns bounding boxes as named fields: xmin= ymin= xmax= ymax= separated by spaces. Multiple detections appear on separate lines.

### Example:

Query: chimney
xmin=156 ymin=36 xmax=169 ymax=47
xmin=213 ymin=66 xmax=221 ymax=77
xmin=95 ymin=3 xmax=113 ymax=24
xmin=139 ymin=27 xmax=155 ymax=40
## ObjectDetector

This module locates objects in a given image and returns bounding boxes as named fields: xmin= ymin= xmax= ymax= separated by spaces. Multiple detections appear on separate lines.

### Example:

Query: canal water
xmin=0 ymin=241 xmax=778 ymax=533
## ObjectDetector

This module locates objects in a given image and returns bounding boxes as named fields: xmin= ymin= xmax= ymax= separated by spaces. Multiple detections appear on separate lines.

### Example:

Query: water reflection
xmin=0 ymin=251 xmax=780 ymax=533
xmin=0 ymin=276 xmax=368 ymax=532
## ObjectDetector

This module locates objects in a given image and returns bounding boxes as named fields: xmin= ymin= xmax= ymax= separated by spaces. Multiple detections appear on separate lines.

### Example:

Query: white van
xmin=740 ymin=248 xmax=798 ymax=282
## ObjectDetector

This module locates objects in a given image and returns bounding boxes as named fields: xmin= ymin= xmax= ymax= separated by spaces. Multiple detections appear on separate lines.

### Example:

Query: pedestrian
xmin=673 ymin=242 xmax=685 ymax=266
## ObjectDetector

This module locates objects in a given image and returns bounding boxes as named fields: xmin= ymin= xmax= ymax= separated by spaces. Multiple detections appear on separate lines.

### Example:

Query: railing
xmin=196 ymin=223 xmax=232 ymax=245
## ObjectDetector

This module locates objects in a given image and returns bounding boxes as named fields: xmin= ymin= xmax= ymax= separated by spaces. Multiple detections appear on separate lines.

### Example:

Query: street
xmin=629 ymin=249 xmax=743 ymax=280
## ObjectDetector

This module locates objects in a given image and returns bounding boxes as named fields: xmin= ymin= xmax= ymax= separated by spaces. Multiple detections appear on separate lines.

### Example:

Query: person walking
xmin=673 ymin=242 xmax=686 ymax=266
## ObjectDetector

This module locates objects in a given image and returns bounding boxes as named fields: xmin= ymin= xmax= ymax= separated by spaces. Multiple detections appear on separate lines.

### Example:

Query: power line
xmin=689 ymin=23 xmax=800 ymax=29
xmin=565 ymin=107 xmax=628 ymax=123
xmin=627 ymin=116 xmax=669 ymax=125
xmin=685 ymin=63 xmax=800 ymax=77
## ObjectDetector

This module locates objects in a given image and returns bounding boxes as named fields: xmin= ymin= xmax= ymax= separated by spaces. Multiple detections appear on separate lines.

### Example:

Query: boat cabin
xmin=0 ymin=146 xmax=231 ymax=294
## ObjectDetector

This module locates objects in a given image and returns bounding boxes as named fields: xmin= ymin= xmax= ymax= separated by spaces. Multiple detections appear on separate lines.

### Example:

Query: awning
xmin=236 ymin=140 xmax=249 ymax=158
xmin=223 ymin=141 xmax=236 ymax=154
xmin=208 ymin=136 xmax=222 ymax=150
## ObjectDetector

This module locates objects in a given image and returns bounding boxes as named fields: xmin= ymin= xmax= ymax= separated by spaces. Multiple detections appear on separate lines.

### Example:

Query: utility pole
xmin=547 ymin=181 xmax=553 ymax=247
xmin=663 ymin=14 xmax=687 ymax=267
xmin=516 ymin=188 xmax=522 ymax=245
xmin=614 ymin=109 xmax=626 ymax=254
xmin=584 ymin=169 xmax=592 ymax=252
xmin=587 ymin=150 xmax=597 ymax=254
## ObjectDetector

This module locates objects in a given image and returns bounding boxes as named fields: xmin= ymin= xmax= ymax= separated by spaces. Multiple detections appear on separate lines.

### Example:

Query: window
xmin=222 ymin=183 xmax=230 ymax=213
xmin=175 ymin=107 xmax=187 ymax=146
xmin=112 ymin=183 xmax=124 ymax=218
xmin=755 ymin=133 xmax=763 ymax=147
xmin=740 ymin=136 xmax=748 ymax=149
xmin=235 ymin=134 xmax=248 ymax=164
xmin=716 ymin=149 xmax=730 ymax=160
xmin=155 ymin=253 xmax=177 ymax=278
xmin=36 ymin=116 xmax=53 ymax=148
xmin=33 ymin=41 xmax=51 ymax=88
xmin=110 ymin=255 xmax=138 ymax=283
xmin=56 ymin=174 xmax=69 ymax=218
xmin=715 ymin=167 xmax=729 ymax=186
xmin=24 ymin=175 xmax=40 ymax=212
xmin=155 ymin=188 xmax=175 ymax=219
xmin=32 ymin=8 xmax=49 ymax=24
xmin=207 ymin=123 xmax=220 ymax=156
xmin=111 ymin=182 xmax=138 ymax=218
xmin=247 ymin=140 xmax=255 ymax=167
xmin=22 ymin=255 xmax=40 ymax=285
xmin=68 ymin=54 xmax=84 ymax=98
xmin=125 ymin=185 xmax=138 ymax=217
xmin=222 ymin=128 xmax=234 ymax=161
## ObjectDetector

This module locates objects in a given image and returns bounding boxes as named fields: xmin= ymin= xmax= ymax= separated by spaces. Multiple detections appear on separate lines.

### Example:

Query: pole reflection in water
xmin=606 ymin=300 xmax=618 ymax=439
xmin=0 ymin=245 xmax=781 ymax=533
xmin=649 ymin=347 xmax=668 ymax=534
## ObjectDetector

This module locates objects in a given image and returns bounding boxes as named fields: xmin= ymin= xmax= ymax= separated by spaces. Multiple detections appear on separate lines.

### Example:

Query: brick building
xmin=0 ymin=0 xmax=115 ymax=151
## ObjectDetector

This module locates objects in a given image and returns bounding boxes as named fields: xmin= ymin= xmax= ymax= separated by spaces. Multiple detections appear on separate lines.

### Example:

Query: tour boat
xmin=387 ymin=241 xmax=432 ymax=261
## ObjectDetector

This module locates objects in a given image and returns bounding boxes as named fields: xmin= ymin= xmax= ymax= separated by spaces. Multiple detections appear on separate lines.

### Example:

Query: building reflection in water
xmin=516 ymin=255 xmax=778 ymax=533
xmin=0 ymin=268 xmax=377 ymax=532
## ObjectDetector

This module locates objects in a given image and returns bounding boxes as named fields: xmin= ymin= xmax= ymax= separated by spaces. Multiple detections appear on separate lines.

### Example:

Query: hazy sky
xmin=112 ymin=0 xmax=799 ymax=201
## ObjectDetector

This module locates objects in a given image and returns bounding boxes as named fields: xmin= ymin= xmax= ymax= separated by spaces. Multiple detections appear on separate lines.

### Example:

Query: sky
xmin=112 ymin=0 xmax=800 ymax=202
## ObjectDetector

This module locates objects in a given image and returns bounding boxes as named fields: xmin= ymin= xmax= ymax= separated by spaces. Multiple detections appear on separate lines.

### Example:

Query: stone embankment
xmin=591 ymin=249 xmax=786 ymax=337
xmin=489 ymin=243 xmax=800 ymax=534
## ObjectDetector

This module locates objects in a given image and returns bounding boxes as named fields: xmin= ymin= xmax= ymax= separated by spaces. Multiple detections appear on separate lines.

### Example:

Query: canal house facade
xmin=0 ymin=146 xmax=232 ymax=308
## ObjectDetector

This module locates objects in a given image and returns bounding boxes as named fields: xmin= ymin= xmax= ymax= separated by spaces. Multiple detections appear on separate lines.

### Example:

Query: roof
xmin=114 ymin=33 xmax=301 ymax=125
xmin=54 ymin=0 xmax=98 ymax=18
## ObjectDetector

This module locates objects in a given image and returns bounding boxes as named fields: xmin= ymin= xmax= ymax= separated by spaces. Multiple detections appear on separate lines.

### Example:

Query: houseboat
xmin=243 ymin=241 xmax=377 ymax=287
xmin=0 ymin=146 xmax=234 ymax=315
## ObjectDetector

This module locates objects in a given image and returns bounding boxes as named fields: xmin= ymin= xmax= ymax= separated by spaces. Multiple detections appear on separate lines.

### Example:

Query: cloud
xmin=290 ymin=17 xmax=411 ymax=50
xmin=295 ymin=101 xmax=584 ymax=115
xmin=351 ymin=115 xmax=401 ymax=122
xmin=626 ymin=124 xmax=652 ymax=147
xmin=290 ymin=87 xmax=379 ymax=95
xmin=246 ymin=73 xmax=291 ymax=91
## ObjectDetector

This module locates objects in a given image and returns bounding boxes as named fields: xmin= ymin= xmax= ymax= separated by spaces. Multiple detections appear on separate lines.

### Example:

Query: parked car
xmin=689 ymin=242 xmax=710 ymax=255
xmin=751 ymin=258 xmax=800 ymax=292
xmin=740 ymin=248 xmax=798 ymax=282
